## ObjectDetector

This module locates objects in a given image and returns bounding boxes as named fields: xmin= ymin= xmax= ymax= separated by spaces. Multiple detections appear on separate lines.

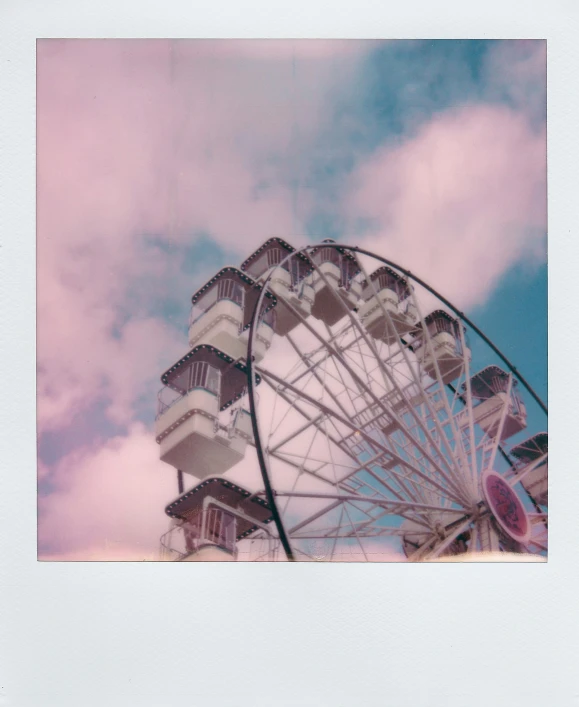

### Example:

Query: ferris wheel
xmin=156 ymin=238 xmax=548 ymax=562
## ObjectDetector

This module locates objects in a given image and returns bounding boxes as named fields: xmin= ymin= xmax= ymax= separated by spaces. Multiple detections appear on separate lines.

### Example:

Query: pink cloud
xmin=483 ymin=40 xmax=546 ymax=121
xmin=350 ymin=104 xmax=546 ymax=309
xmin=39 ymin=424 xmax=178 ymax=560
xmin=37 ymin=39 xmax=364 ymax=433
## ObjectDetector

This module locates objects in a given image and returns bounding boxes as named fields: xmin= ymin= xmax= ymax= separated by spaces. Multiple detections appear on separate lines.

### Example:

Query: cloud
xmin=37 ymin=292 xmax=185 ymax=432
xmin=482 ymin=40 xmax=546 ymax=125
xmin=38 ymin=423 xmax=177 ymax=560
xmin=348 ymin=104 xmax=546 ymax=310
xmin=37 ymin=39 xmax=369 ymax=434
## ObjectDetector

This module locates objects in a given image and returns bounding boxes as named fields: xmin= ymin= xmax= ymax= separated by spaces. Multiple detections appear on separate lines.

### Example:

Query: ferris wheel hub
xmin=481 ymin=470 xmax=532 ymax=546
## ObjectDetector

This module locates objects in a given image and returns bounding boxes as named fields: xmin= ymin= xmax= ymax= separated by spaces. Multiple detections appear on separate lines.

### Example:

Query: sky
xmin=36 ymin=38 xmax=547 ymax=561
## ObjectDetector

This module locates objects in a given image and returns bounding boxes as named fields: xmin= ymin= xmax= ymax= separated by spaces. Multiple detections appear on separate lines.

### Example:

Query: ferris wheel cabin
xmin=414 ymin=310 xmax=471 ymax=384
xmin=188 ymin=266 xmax=277 ymax=363
xmin=155 ymin=345 xmax=257 ymax=478
xmin=511 ymin=432 xmax=548 ymax=506
xmin=240 ymin=238 xmax=314 ymax=336
xmin=161 ymin=477 xmax=274 ymax=561
xmin=358 ymin=266 xmax=418 ymax=344
xmin=462 ymin=366 xmax=527 ymax=442
xmin=308 ymin=240 xmax=363 ymax=326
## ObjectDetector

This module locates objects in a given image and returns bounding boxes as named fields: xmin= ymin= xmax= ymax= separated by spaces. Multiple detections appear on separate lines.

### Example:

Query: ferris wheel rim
xmin=244 ymin=241 xmax=547 ymax=562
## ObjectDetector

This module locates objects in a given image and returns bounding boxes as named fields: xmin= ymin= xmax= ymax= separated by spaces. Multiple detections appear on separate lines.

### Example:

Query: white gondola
xmin=401 ymin=513 xmax=470 ymax=558
xmin=510 ymin=432 xmax=548 ymax=505
xmin=240 ymin=238 xmax=314 ymax=336
xmin=358 ymin=266 xmax=418 ymax=344
xmin=308 ymin=240 xmax=362 ymax=326
xmin=155 ymin=345 xmax=260 ymax=478
xmin=188 ymin=266 xmax=276 ymax=363
xmin=161 ymin=477 xmax=274 ymax=561
xmin=461 ymin=366 xmax=527 ymax=442
xmin=414 ymin=310 xmax=471 ymax=384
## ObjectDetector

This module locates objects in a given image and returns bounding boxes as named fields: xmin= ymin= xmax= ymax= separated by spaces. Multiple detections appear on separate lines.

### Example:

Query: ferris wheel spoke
xmin=268 ymin=411 xmax=326 ymax=454
xmin=286 ymin=331 xmax=366 ymax=420
xmin=323 ymin=342 xmax=379 ymax=423
xmin=267 ymin=367 xmax=321 ymax=441
xmin=322 ymin=517 xmax=425 ymax=539
xmin=316 ymin=349 xmax=428 ymax=504
xmin=284 ymin=491 xmax=435 ymax=538
xmin=274 ymin=287 xmax=467 ymax=498
xmin=274 ymin=490 xmax=467 ymax=516
xmin=265 ymin=356 xmax=398 ymax=484
xmin=338 ymin=348 xmax=450 ymax=496
xmin=258 ymin=365 xmax=469 ymax=507
xmin=341 ymin=504 xmax=451 ymax=539
xmin=338 ymin=317 xmax=381 ymax=388
xmin=360 ymin=438 xmax=446 ymax=506
xmin=278 ymin=444 xmax=320 ymax=520
xmin=273 ymin=450 xmax=359 ymax=473
xmin=342 ymin=329 xmax=465 ymax=494
xmin=266 ymin=447 xmax=338 ymax=485
xmin=352 ymin=417 xmax=461 ymax=506
xmin=484 ymin=373 xmax=514 ymax=474
xmin=259 ymin=375 xmax=348 ymax=455
xmin=258 ymin=376 xmax=413 ymax=502
xmin=342 ymin=368 xmax=468 ymax=506
xmin=455 ymin=321 xmax=479 ymax=497
xmin=404 ymin=284 xmax=475 ymax=498
xmin=258 ymin=394 xmax=422 ymax=518
xmin=326 ymin=505 xmax=346 ymax=560
xmin=320 ymin=411 xmax=351 ymax=486
xmin=357 ymin=455 xmax=428 ymax=505
xmin=352 ymin=259 xmax=465 ymax=464
xmin=341 ymin=502 xmax=370 ymax=560
xmin=271 ymin=420 xmax=427 ymax=508
xmin=337 ymin=445 xmax=432 ymax=506
xmin=507 ymin=452 xmax=548 ymax=487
